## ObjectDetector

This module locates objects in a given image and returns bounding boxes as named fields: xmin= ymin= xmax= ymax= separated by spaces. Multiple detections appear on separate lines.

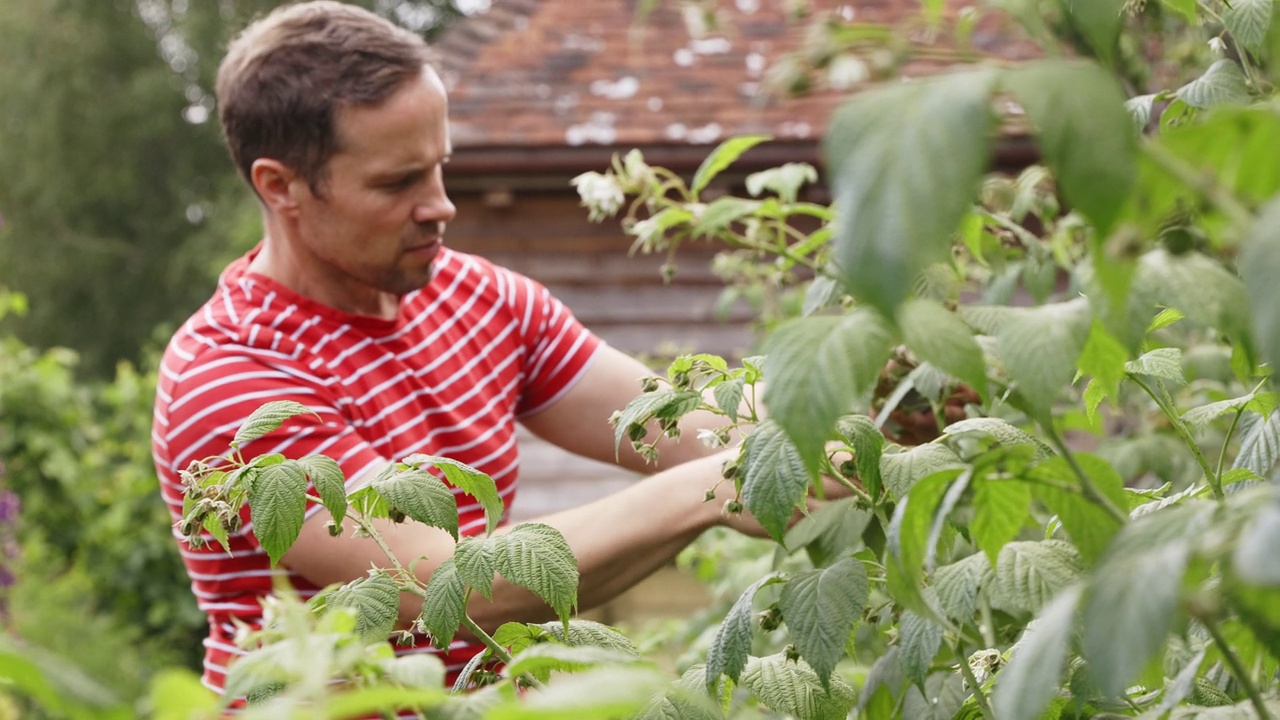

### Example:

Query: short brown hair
xmin=216 ymin=1 xmax=434 ymax=192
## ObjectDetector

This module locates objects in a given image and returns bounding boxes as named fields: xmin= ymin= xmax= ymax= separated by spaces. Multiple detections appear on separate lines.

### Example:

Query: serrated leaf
xmin=943 ymin=418 xmax=1055 ymax=459
xmin=706 ymin=573 xmax=784 ymax=687
xmin=993 ymin=584 xmax=1083 ymax=720
xmin=1126 ymin=94 xmax=1156 ymax=131
xmin=1233 ymin=499 xmax=1280 ymax=584
xmin=902 ymin=672 xmax=968 ymax=720
xmin=232 ymin=400 xmax=315 ymax=448
xmin=898 ymin=299 xmax=987 ymax=398
xmin=1004 ymin=61 xmax=1134 ymax=234
xmin=1160 ymin=0 xmax=1196 ymax=21
xmin=835 ymin=414 xmax=885 ymax=501
xmin=453 ymin=536 xmax=496 ymax=599
xmin=249 ymin=461 xmax=309 ymax=566
xmin=933 ymin=553 xmax=993 ymax=622
xmin=740 ymin=653 xmax=857 ymax=720
xmin=1176 ymin=60 xmax=1251 ymax=109
xmin=779 ymin=557 xmax=868 ymax=687
xmin=763 ymin=309 xmax=893 ymax=477
xmin=712 ymin=377 xmax=745 ymax=423
xmin=299 ymin=454 xmax=347 ymax=526
xmin=691 ymin=136 xmax=771 ymax=196
xmin=201 ymin=513 xmax=231 ymax=554
xmin=327 ymin=573 xmax=400 ymax=641
xmin=1182 ymin=392 xmax=1264 ymax=430
xmin=802 ymin=275 xmax=846 ymax=316
xmin=1082 ymin=502 xmax=1212 ymax=696
xmin=1030 ymin=454 xmax=1127 ymax=564
xmin=785 ymin=501 xmax=872 ymax=568
xmin=402 ymin=455 xmax=503 ymax=536
xmin=382 ymin=655 xmax=447 ymax=692
xmin=898 ymin=609 xmax=944 ymax=688
xmin=612 ymin=390 xmax=703 ymax=454
xmin=887 ymin=469 xmax=965 ymax=612
xmin=825 ymin=69 xmax=996 ymax=315
xmin=488 ymin=667 xmax=671 ymax=720
xmin=1137 ymin=252 xmax=1247 ymax=348
xmin=994 ymin=540 xmax=1084 ymax=615
xmin=881 ymin=443 xmax=966 ymax=500
xmin=972 ymin=480 xmax=1033 ymax=565
xmin=746 ymin=162 xmax=819 ymax=203
xmin=740 ymin=419 xmax=815 ymax=543
xmin=537 ymin=619 xmax=639 ymax=656
xmin=1125 ymin=347 xmax=1186 ymax=385
xmin=371 ymin=465 xmax=459 ymax=540
xmin=997 ymin=299 xmax=1092 ymax=416
xmin=492 ymin=523 xmax=578 ymax=623
xmin=503 ymin=643 xmax=640 ymax=679
xmin=1078 ymin=319 xmax=1131 ymax=401
xmin=1225 ymin=0 xmax=1274 ymax=54
xmin=420 ymin=558 xmax=467 ymax=648
xmin=1233 ymin=409 xmax=1280 ymax=478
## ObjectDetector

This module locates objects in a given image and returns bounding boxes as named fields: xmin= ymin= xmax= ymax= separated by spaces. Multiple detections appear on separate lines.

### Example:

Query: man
xmin=152 ymin=1 xmax=806 ymax=695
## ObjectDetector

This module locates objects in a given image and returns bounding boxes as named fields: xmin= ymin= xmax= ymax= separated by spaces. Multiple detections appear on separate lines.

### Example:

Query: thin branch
xmin=1041 ymin=424 xmax=1129 ymax=523
xmin=955 ymin=644 xmax=996 ymax=720
xmin=1127 ymin=373 xmax=1223 ymax=500
xmin=1202 ymin=613 xmax=1273 ymax=720
xmin=1141 ymin=140 xmax=1254 ymax=231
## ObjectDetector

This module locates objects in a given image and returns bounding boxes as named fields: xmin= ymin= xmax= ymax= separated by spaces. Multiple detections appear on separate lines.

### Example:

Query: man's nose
xmin=412 ymin=182 xmax=456 ymax=226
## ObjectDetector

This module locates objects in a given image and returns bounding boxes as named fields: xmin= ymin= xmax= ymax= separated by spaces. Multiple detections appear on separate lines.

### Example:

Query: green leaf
xmin=933 ymin=553 xmax=994 ymax=622
xmin=1225 ymin=0 xmax=1274 ymax=54
xmin=1082 ymin=503 xmax=1212 ymax=697
xmin=324 ymin=686 xmax=447 ymax=719
xmin=695 ymin=197 xmax=761 ymax=237
xmin=1060 ymin=0 xmax=1125 ymax=64
xmin=740 ymin=419 xmax=816 ymax=544
xmin=201 ymin=513 xmax=231 ymax=555
xmin=1243 ymin=196 xmax=1280 ymax=371
xmin=706 ymin=573 xmax=785 ymax=686
xmin=420 ymin=558 xmax=467 ymax=649
xmin=746 ymin=162 xmax=819 ymax=203
xmin=825 ymin=69 xmax=996 ymax=315
xmin=1004 ymin=61 xmax=1134 ymax=235
xmin=993 ymin=540 xmax=1084 ymax=615
xmin=739 ymin=653 xmax=858 ymax=720
xmin=232 ymin=400 xmax=315 ymax=448
xmin=326 ymin=573 xmax=400 ymax=641
xmin=371 ymin=465 xmax=459 ymax=540
xmin=1233 ymin=499 xmax=1280 ymax=584
xmin=942 ymin=418 xmax=1055 ymax=459
xmin=1125 ymin=347 xmax=1186 ymax=385
xmin=691 ymin=135 xmax=771 ymax=195
xmin=1126 ymin=94 xmax=1156 ymax=131
xmin=503 ymin=643 xmax=640 ymax=679
xmin=712 ymin=377 xmax=745 ymax=423
xmin=1078 ymin=319 xmax=1131 ymax=401
xmin=971 ymin=480 xmax=1033 ymax=566
xmin=1175 ymin=60 xmax=1251 ymax=109
xmin=898 ymin=299 xmax=988 ymax=397
xmin=537 ymin=619 xmax=640 ymax=656
xmin=993 ymin=584 xmax=1083 ymax=720
xmin=492 ymin=523 xmax=578 ymax=623
xmin=880 ymin=444 xmax=966 ymax=500
xmin=997 ymin=299 xmax=1092 ymax=416
xmin=612 ymin=389 xmax=702 ymax=454
xmin=1030 ymin=454 xmax=1127 ymax=564
xmin=488 ymin=667 xmax=670 ymax=720
xmin=401 ymin=455 xmax=504 ymax=536
xmin=835 ymin=414 xmax=885 ymax=501
xmin=249 ymin=460 xmax=309 ymax=566
xmin=149 ymin=669 xmax=218 ymax=719
xmin=299 ymin=454 xmax=347 ymax=526
xmin=898 ymin=609 xmax=944 ymax=688
xmin=1233 ymin=410 xmax=1280 ymax=478
xmin=453 ymin=536 xmax=497 ymax=599
xmin=763 ymin=309 xmax=893 ymax=477
xmin=779 ymin=557 xmax=869 ymax=687
xmin=887 ymin=469 xmax=965 ymax=612
xmin=383 ymin=654 xmax=447 ymax=690
xmin=784 ymin=500 xmax=872 ymax=568
xmin=1159 ymin=0 xmax=1197 ymax=21
xmin=1182 ymin=392 xmax=1269 ymax=430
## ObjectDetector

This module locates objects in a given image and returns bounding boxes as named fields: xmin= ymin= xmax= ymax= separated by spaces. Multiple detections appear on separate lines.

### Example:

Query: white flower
xmin=1208 ymin=37 xmax=1227 ymax=56
xmin=571 ymin=171 xmax=625 ymax=221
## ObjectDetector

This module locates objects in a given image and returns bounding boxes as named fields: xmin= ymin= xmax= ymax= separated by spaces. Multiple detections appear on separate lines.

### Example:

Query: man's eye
xmin=386 ymin=174 xmax=420 ymax=191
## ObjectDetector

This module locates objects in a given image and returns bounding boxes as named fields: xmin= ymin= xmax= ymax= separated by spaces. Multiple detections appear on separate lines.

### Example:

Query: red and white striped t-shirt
xmin=152 ymin=247 xmax=601 ymax=694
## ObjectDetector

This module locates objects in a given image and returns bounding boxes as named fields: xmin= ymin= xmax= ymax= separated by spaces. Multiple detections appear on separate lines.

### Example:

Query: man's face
xmin=291 ymin=66 xmax=455 ymax=310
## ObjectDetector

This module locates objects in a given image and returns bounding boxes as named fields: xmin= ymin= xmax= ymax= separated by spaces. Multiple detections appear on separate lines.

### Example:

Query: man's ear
xmin=250 ymin=159 xmax=305 ymax=216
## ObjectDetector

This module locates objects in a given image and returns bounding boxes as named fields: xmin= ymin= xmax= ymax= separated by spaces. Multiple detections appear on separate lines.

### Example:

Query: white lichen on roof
xmin=565 ymin=112 xmax=618 ymax=145
xmin=647 ymin=96 xmax=664 ymax=112
xmin=590 ymin=76 xmax=640 ymax=100
xmin=745 ymin=52 xmax=766 ymax=77
xmin=687 ymin=122 xmax=723 ymax=144
xmin=690 ymin=37 xmax=732 ymax=55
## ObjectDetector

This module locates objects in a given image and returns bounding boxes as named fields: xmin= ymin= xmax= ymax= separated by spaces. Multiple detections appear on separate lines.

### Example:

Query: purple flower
xmin=0 ymin=490 xmax=18 ymax=525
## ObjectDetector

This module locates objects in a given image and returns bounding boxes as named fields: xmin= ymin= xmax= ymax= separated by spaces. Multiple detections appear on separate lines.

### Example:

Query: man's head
xmin=216 ymin=1 xmax=435 ymax=194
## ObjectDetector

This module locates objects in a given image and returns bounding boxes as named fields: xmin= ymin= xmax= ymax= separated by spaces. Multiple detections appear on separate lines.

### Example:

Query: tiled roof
xmin=436 ymin=0 xmax=1040 ymax=152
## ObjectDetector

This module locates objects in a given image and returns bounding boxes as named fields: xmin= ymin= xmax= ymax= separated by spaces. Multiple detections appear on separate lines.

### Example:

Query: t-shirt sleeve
xmin=503 ymin=272 xmax=603 ymax=417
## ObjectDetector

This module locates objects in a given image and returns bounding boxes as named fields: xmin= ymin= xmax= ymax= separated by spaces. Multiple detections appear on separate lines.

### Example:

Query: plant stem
xmin=1215 ymin=406 xmax=1246 ymax=486
xmin=955 ymin=644 xmax=996 ymax=720
xmin=1202 ymin=613 xmax=1273 ymax=720
xmin=1141 ymin=140 xmax=1254 ymax=231
xmin=1041 ymin=424 xmax=1129 ymax=523
xmin=1127 ymin=374 xmax=1223 ymax=500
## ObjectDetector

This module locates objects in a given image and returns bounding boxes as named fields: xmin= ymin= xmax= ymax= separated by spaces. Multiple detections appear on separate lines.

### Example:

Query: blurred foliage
xmin=0 ymin=0 xmax=469 ymax=377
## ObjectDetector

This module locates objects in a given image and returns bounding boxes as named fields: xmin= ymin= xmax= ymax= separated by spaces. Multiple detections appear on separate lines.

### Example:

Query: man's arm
xmin=281 ymin=448 xmax=758 ymax=634
xmin=518 ymin=344 xmax=760 ymax=474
